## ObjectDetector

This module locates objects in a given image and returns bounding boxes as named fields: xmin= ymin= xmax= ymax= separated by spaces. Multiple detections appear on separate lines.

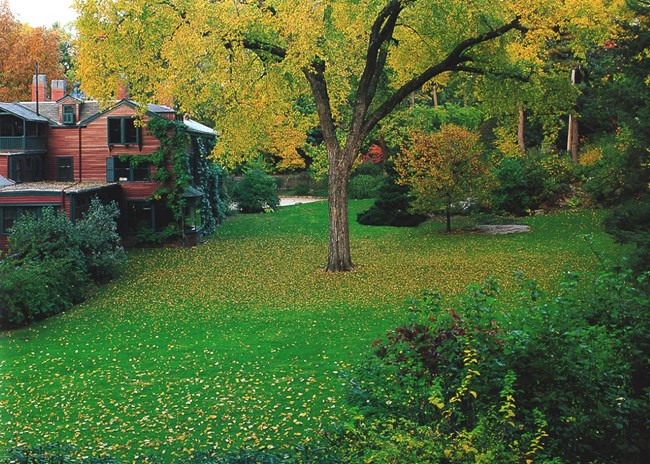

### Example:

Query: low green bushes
xmin=332 ymin=268 xmax=649 ymax=463
xmin=348 ymin=174 xmax=384 ymax=200
xmin=0 ymin=198 xmax=126 ymax=328
xmin=492 ymin=151 xmax=575 ymax=214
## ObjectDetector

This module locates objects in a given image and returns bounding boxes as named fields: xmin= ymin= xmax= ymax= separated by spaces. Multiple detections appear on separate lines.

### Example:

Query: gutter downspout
xmin=78 ymin=126 xmax=82 ymax=181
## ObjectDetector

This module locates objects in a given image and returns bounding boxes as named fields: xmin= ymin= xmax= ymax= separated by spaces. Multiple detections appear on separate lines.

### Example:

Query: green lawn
xmin=0 ymin=201 xmax=618 ymax=460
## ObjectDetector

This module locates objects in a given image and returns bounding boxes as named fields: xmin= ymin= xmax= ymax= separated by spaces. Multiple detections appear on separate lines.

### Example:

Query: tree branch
xmin=362 ymin=16 xmax=525 ymax=136
xmin=303 ymin=59 xmax=340 ymax=156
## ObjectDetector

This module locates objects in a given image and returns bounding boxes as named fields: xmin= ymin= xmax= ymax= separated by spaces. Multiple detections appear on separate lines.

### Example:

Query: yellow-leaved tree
xmin=396 ymin=125 xmax=490 ymax=233
xmin=74 ymin=0 xmax=626 ymax=271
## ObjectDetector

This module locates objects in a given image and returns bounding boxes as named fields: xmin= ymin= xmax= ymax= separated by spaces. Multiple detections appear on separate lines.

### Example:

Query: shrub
xmin=491 ymin=151 xmax=575 ymax=215
xmin=8 ymin=207 xmax=82 ymax=263
xmin=579 ymin=134 xmax=647 ymax=205
xmin=76 ymin=198 xmax=127 ymax=282
xmin=0 ymin=257 xmax=89 ymax=328
xmin=0 ymin=199 xmax=127 ymax=329
xmin=604 ymin=194 xmax=650 ymax=274
xmin=348 ymin=174 xmax=384 ymax=200
xmin=492 ymin=156 xmax=535 ymax=214
xmin=232 ymin=163 xmax=280 ymax=213
xmin=357 ymin=165 xmax=427 ymax=227
xmin=340 ymin=269 xmax=649 ymax=463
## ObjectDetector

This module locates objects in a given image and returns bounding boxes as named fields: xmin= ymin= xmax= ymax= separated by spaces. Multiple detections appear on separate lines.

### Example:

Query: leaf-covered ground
xmin=0 ymin=201 xmax=617 ymax=461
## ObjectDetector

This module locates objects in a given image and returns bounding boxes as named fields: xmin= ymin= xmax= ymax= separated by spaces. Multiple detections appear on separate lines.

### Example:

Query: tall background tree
xmin=74 ymin=0 xmax=626 ymax=271
xmin=0 ymin=0 xmax=65 ymax=102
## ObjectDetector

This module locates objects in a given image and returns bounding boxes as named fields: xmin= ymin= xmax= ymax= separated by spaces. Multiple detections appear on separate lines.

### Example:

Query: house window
xmin=62 ymin=105 xmax=76 ymax=125
xmin=107 ymin=156 xmax=150 ymax=182
xmin=57 ymin=157 xmax=74 ymax=181
xmin=108 ymin=117 xmax=140 ymax=146
xmin=0 ymin=206 xmax=42 ymax=234
xmin=8 ymin=157 xmax=22 ymax=183
xmin=127 ymin=201 xmax=154 ymax=234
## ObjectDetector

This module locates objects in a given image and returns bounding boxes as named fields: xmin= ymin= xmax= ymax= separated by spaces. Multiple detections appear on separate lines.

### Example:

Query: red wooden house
xmin=0 ymin=76 xmax=218 ymax=252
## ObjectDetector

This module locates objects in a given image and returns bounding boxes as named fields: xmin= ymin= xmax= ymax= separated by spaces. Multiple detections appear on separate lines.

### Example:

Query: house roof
xmin=0 ymin=181 xmax=118 ymax=195
xmin=148 ymin=103 xmax=175 ymax=114
xmin=183 ymin=118 xmax=217 ymax=136
xmin=16 ymin=101 xmax=59 ymax=123
xmin=0 ymin=103 xmax=52 ymax=123
xmin=0 ymin=175 xmax=14 ymax=187
xmin=182 ymin=185 xmax=204 ymax=198
xmin=19 ymin=100 xmax=103 ymax=126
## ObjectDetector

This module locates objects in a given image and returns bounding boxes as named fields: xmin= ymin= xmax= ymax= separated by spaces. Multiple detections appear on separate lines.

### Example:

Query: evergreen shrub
xmin=357 ymin=166 xmax=427 ymax=227
xmin=604 ymin=194 xmax=650 ymax=273
xmin=348 ymin=174 xmax=384 ymax=199
xmin=232 ymin=163 xmax=280 ymax=213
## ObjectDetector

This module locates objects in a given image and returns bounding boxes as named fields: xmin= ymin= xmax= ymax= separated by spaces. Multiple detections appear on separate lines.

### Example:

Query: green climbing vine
xmin=145 ymin=116 xmax=228 ymax=238
xmin=147 ymin=117 xmax=192 ymax=223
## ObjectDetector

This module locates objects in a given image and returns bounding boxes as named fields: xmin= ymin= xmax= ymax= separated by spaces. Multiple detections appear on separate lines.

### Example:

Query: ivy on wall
xmin=134 ymin=116 xmax=229 ymax=238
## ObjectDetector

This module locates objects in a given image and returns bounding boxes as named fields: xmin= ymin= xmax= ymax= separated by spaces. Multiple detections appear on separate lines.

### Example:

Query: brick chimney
xmin=116 ymin=81 xmax=129 ymax=100
xmin=32 ymin=74 xmax=48 ymax=101
xmin=51 ymin=80 xmax=67 ymax=101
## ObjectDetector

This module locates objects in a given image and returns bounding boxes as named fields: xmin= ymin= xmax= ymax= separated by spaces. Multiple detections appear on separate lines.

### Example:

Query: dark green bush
xmin=0 ymin=257 xmax=89 ymax=328
xmin=492 ymin=152 xmax=575 ymax=214
xmin=579 ymin=137 xmax=646 ymax=205
xmin=492 ymin=156 xmax=543 ymax=214
xmin=232 ymin=163 xmax=280 ymax=213
xmin=357 ymin=166 xmax=427 ymax=227
xmin=604 ymin=194 xmax=650 ymax=274
xmin=1 ymin=443 xmax=121 ymax=464
xmin=0 ymin=200 xmax=126 ymax=329
xmin=347 ymin=174 xmax=384 ymax=200
xmin=8 ymin=207 xmax=83 ymax=263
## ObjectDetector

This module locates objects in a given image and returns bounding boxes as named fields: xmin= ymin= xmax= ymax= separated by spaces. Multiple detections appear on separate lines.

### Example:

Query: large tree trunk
xmin=326 ymin=157 xmax=353 ymax=272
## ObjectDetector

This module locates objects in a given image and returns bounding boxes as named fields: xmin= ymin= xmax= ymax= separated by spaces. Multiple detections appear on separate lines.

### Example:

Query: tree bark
xmin=517 ymin=102 xmax=526 ymax=151
xmin=326 ymin=157 xmax=354 ymax=272
xmin=570 ymin=117 xmax=579 ymax=164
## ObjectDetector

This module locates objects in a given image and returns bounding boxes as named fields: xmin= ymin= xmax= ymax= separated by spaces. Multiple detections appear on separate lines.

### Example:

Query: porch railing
xmin=0 ymin=136 xmax=46 ymax=152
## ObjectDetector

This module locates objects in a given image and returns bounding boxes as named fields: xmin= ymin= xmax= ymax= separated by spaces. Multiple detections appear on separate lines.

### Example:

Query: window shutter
xmin=106 ymin=157 xmax=115 ymax=182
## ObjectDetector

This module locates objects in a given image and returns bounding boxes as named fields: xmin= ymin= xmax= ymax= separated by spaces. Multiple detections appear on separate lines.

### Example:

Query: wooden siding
xmin=0 ymin=155 xmax=8 ymax=178
xmin=45 ymin=105 xmax=165 ymax=200
xmin=0 ymin=193 xmax=62 ymax=205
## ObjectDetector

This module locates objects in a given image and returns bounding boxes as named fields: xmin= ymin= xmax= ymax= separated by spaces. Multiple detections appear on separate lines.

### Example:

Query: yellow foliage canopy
xmin=73 ymin=0 xmax=627 ymax=171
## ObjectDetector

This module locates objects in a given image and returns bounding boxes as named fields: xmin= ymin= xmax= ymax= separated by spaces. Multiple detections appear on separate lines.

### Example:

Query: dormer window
xmin=108 ymin=117 xmax=140 ymax=146
xmin=62 ymin=104 xmax=76 ymax=125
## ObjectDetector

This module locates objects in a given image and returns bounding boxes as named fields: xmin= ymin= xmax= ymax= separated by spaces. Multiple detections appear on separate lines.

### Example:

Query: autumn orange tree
xmin=396 ymin=125 xmax=489 ymax=233
xmin=0 ymin=0 xmax=65 ymax=102
xmin=74 ymin=0 xmax=626 ymax=271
